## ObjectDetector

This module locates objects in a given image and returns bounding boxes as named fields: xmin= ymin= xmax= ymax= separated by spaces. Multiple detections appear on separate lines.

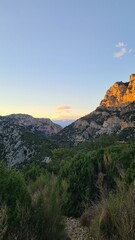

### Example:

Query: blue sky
xmin=0 ymin=0 xmax=135 ymax=122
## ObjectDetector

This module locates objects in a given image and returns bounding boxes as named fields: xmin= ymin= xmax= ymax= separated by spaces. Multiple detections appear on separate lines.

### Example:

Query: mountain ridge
xmin=0 ymin=113 xmax=62 ymax=137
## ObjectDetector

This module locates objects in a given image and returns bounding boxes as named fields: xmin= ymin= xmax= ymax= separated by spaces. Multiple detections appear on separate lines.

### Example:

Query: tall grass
xmin=0 ymin=202 xmax=37 ymax=240
xmin=0 ymin=204 xmax=7 ymax=239
xmin=89 ymin=182 xmax=135 ymax=240
xmin=28 ymin=173 xmax=68 ymax=240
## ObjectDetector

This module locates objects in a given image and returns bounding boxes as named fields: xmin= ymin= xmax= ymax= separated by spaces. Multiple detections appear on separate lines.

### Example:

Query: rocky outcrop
xmin=100 ymin=74 xmax=135 ymax=107
xmin=65 ymin=217 xmax=90 ymax=240
xmin=0 ymin=125 xmax=55 ymax=167
xmin=0 ymin=126 xmax=34 ymax=166
xmin=0 ymin=114 xmax=62 ymax=137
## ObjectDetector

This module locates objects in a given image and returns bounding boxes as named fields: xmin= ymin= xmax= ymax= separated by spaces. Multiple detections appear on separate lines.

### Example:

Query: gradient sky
xmin=0 ymin=0 xmax=135 ymax=121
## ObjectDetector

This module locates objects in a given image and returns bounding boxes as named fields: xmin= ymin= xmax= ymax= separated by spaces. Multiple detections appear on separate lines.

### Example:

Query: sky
xmin=0 ymin=0 xmax=135 ymax=125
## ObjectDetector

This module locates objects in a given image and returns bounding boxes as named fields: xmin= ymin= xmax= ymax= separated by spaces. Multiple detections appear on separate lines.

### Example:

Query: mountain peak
xmin=100 ymin=74 xmax=135 ymax=107
xmin=130 ymin=73 xmax=135 ymax=82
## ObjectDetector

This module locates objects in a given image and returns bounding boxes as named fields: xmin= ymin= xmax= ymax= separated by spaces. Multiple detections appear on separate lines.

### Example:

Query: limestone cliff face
xmin=100 ymin=74 xmax=135 ymax=107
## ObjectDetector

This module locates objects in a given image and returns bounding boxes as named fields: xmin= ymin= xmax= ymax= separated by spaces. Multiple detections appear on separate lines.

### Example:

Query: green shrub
xmin=28 ymin=173 xmax=68 ymax=240
xmin=0 ymin=203 xmax=7 ymax=239
xmin=0 ymin=163 xmax=38 ymax=239
xmin=125 ymin=158 xmax=135 ymax=184
xmin=59 ymin=152 xmax=98 ymax=217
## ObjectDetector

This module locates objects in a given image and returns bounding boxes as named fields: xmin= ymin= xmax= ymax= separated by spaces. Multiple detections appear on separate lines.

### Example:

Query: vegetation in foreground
xmin=1 ymin=135 xmax=135 ymax=239
xmin=0 ymin=163 xmax=68 ymax=240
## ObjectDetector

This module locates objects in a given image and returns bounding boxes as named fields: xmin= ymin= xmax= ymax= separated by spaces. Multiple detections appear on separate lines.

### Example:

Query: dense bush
xmin=0 ymin=162 xmax=37 ymax=239
xmin=0 ymin=163 xmax=68 ymax=240
xmin=59 ymin=152 xmax=98 ymax=217
xmin=57 ymin=138 xmax=135 ymax=218
xmin=124 ymin=158 xmax=135 ymax=184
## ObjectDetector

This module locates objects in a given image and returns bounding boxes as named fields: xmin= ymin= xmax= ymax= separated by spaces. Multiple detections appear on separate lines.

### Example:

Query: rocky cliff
xmin=100 ymin=74 xmax=135 ymax=107
xmin=57 ymin=74 xmax=135 ymax=145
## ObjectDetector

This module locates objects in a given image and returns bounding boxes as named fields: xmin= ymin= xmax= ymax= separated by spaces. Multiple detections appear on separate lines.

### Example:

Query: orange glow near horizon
xmin=0 ymin=104 xmax=88 ymax=120
xmin=0 ymin=108 xmax=83 ymax=120
xmin=49 ymin=114 xmax=81 ymax=120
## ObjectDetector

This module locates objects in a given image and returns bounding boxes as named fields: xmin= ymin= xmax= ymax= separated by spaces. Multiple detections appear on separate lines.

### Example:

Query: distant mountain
xmin=0 ymin=114 xmax=62 ymax=136
xmin=53 ymin=119 xmax=75 ymax=127
xmin=56 ymin=74 xmax=135 ymax=145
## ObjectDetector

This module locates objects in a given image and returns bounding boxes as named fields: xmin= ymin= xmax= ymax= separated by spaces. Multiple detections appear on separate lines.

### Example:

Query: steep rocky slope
xmin=0 ymin=114 xmax=60 ymax=166
xmin=57 ymin=74 xmax=135 ymax=145
xmin=0 ymin=125 xmax=55 ymax=167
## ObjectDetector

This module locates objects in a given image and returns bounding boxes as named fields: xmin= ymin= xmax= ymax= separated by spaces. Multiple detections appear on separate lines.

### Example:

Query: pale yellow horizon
xmin=0 ymin=108 xmax=85 ymax=121
xmin=0 ymin=105 xmax=91 ymax=121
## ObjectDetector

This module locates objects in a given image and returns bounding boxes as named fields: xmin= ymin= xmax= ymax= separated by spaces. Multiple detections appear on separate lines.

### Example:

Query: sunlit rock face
xmin=100 ymin=74 xmax=135 ymax=107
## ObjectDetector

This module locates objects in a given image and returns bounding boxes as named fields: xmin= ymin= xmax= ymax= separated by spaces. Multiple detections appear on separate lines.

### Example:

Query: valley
xmin=1 ymin=74 xmax=135 ymax=240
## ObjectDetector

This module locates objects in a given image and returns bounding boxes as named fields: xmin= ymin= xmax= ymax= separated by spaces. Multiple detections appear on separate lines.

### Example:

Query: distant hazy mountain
xmin=53 ymin=119 xmax=75 ymax=127
xmin=56 ymin=74 xmax=135 ymax=145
